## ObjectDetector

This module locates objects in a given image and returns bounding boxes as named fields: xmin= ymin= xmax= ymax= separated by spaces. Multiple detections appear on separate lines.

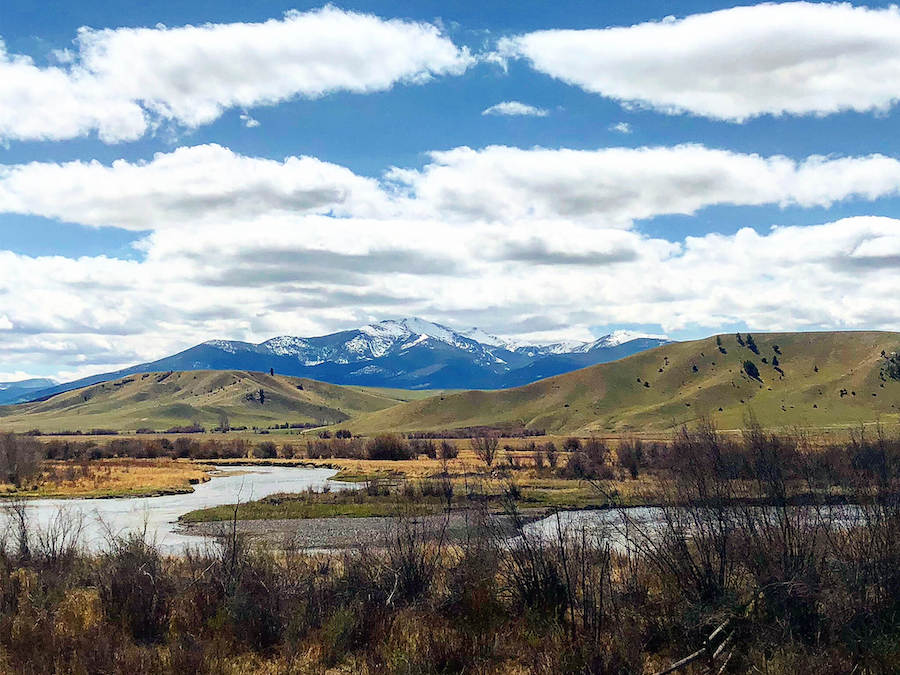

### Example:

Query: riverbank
xmin=0 ymin=458 xmax=211 ymax=499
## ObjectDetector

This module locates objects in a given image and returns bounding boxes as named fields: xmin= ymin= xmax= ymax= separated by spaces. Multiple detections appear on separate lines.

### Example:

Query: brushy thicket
xmin=3 ymin=423 xmax=900 ymax=672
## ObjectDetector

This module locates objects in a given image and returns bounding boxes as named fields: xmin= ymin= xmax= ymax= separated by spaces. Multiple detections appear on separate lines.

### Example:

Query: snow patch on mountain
xmin=263 ymin=336 xmax=311 ymax=356
xmin=592 ymin=330 xmax=670 ymax=348
xmin=460 ymin=327 xmax=517 ymax=349
xmin=203 ymin=339 xmax=252 ymax=354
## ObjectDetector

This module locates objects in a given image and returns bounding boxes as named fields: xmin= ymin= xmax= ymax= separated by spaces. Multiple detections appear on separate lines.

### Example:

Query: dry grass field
xmin=0 ymin=458 xmax=210 ymax=498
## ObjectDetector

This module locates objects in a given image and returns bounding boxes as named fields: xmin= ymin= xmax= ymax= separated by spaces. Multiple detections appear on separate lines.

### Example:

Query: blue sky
xmin=2 ymin=0 xmax=900 ymax=380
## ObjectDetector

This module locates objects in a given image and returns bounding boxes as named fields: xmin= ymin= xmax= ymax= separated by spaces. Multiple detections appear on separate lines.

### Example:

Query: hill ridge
xmin=344 ymin=331 xmax=900 ymax=434
xmin=0 ymin=370 xmax=431 ymax=434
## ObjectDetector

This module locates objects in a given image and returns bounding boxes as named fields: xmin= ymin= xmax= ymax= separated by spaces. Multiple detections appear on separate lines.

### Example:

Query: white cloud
xmin=3 ymin=140 xmax=900 ymax=378
xmin=0 ymin=371 xmax=45 ymax=383
xmin=1 ymin=213 xmax=899 ymax=380
xmin=0 ymin=7 xmax=472 ymax=143
xmin=0 ymin=41 xmax=147 ymax=143
xmin=500 ymin=2 xmax=900 ymax=121
xmin=387 ymin=145 xmax=900 ymax=226
xmin=6 ymin=143 xmax=900 ymax=232
xmin=0 ymin=144 xmax=391 ymax=230
xmin=239 ymin=112 xmax=260 ymax=128
xmin=610 ymin=122 xmax=632 ymax=134
xmin=481 ymin=101 xmax=549 ymax=117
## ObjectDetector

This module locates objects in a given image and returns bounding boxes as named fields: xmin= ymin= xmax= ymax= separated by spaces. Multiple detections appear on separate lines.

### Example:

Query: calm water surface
xmin=7 ymin=465 xmax=348 ymax=554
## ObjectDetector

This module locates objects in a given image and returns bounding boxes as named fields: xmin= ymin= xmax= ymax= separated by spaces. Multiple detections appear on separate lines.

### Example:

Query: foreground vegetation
xmin=5 ymin=422 xmax=900 ymax=672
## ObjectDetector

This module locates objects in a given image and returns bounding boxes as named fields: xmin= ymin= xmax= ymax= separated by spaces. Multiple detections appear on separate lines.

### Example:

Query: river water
xmin=4 ymin=465 xmax=347 ymax=554
xmin=4 ymin=466 xmax=868 ymax=556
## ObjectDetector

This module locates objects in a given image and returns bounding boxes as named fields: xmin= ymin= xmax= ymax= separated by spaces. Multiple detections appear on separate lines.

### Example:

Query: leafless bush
xmin=471 ymin=432 xmax=499 ymax=468
xmin=617 ymin=438 xmax=644 ymax=479
xmin=1 ymin=499 xmax=31 ymax=560
xmin=409 ymin=438 xmax=437 ymax=458
xmin=532 ymin=442 xmax=546 ymax=469
xmin=544 ymin=441 xmax=559 ymax=469
xmin=98 ymin=530 xmax=172 ymax=643
xmin=366 ymin=434 xmax=414 ymax=460
xmin=563 ymin=438 xmax=614 ymax=480
xmin=0 ymin=433 xmax=42 ymax=487
xmin=381 ymin=512 xmax=449 ymax=607
xmin=622 ymin=421 xmax=739 ymax=605
xmin=35 ymin=507 xmax=84 ymax=570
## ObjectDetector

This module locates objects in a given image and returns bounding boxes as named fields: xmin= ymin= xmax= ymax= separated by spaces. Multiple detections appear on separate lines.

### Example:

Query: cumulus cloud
xmin=0 ymin=41 xmax=146 ymax=143
xmin=6 ymin=144 xmax=900 ymax=231
xmin=239 ymin=112 xmax=260 ymax=128
xmin=0 ymin=7 xmax=472 ymax=143
xmin=387 ymin=145 xmax=900 ymax=226
xmin=1 ymin=214 xmax=899 ymax=379
xmin=0 ymin=144 xmax=391 ymax=229
xmin=481 ymin=101 xmax=549 ymax=117
xmin=500 ymin=2 xmax=900 ymax=121
xmin=4 ymin=140 xmax=900 ymax=378
xmin=609 ymin=122 xmax=632 ymax=134
xmin=8 ymin=144 xmax=900 ymax=230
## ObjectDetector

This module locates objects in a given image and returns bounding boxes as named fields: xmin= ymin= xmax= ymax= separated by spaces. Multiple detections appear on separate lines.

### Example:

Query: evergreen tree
xmin=743 ymin=360 xmax=761 ymax=381
xmin=745 ymin=333 xmax=759 ymax=354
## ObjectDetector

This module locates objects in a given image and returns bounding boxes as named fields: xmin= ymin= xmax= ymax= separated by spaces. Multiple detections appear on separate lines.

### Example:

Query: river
xmin=3 ymin=465 xmax=348 ymax=554
xmin=3 ymin=467 xmax=869 ymax=556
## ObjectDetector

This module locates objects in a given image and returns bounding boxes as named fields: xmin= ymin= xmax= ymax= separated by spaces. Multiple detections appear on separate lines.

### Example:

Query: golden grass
xmin=0 ymin=458 xmax=210 ymax=499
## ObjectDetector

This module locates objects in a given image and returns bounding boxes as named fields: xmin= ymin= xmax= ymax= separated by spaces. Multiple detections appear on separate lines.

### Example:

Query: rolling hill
xmin=0 ymin=370 xmax=434 ymax=434
xmin=344 ymin=331 xmax=900 ymax=434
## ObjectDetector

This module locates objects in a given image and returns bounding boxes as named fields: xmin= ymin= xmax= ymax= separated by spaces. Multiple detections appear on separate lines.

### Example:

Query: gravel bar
xmin=177 ymin=510 xmax=547 ymax=550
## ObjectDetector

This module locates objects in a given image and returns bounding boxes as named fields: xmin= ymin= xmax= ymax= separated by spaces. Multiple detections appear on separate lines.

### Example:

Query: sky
xmin=2 ymin=0 xmax=900 ymax=382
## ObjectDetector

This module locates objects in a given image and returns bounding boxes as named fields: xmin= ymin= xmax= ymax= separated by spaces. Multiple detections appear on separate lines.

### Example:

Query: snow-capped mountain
xmin=21 ymin=318 xmax=670 ymax=400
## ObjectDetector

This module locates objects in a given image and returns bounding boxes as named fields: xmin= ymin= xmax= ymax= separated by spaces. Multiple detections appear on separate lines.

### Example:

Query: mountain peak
xmin=362 ymin=317 xmax=475 ymax=350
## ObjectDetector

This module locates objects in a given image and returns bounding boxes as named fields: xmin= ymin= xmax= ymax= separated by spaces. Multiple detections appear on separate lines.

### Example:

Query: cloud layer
xmin=0 ymin=7 xmax=472 ymax=143
xmin=2 ymin=214 xmax=897 ymax=379
xmin=0 ymin=144 xmax=390 ymax=230
xmin=501 ymin=2 xmax=900 ymax=120
xmin=6 ymin=143 xmax=899 ymax=232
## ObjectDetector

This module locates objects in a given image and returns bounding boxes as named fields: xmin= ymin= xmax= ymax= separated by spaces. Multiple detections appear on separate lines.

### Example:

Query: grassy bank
xmin=181 ymin=490 xmax=443 ymax=523
xmin=0 ymin=458 xmax=209 ymax=499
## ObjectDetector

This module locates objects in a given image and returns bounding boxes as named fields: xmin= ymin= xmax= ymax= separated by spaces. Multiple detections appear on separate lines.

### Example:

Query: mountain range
xmin=3 ymin=331 xmax=898 ymax=435
xmin=5 ymin=318 xmax=669 ymax=404
xmin=0 ymin=378 xmax=57 ymax=406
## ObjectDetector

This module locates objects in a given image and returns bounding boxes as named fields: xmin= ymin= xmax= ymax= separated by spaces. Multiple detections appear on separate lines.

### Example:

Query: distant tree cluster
xmin=745 ymin=333 xmax=760 ymax=354
xmin=743 ymin=360 xmax=761 ymax=381
xmin=883 ymin=351 xmax=900 ymax=381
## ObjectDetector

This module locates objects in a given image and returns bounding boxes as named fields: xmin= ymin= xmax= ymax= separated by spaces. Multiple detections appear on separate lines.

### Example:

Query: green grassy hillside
xmin=0 ymin=370 xmax=423 ymax=433
xmin=345 ymin=332 xmax=900 ymax=434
